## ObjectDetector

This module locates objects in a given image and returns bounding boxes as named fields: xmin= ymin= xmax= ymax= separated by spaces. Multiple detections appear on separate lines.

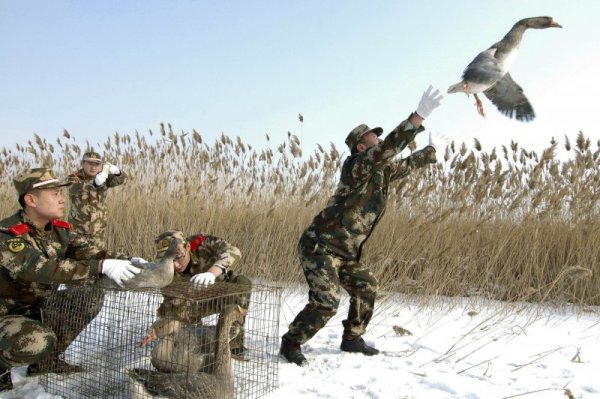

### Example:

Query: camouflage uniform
xmin=283 ymin=114 xmax=437 ymax=345
xmin=67 ymin=154 xmax=127 ymax=250
xmin=155 ymin=231 xmax=250 ymax=352
xmin=0 ymin=168 xmax=106 ymax=370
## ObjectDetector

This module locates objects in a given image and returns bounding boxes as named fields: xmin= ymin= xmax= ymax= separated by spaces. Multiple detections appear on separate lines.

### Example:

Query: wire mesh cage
xmin=38 ymin=280 xmax=281 ymax=399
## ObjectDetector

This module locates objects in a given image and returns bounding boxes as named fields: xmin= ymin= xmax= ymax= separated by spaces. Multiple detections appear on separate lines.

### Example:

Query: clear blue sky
xmin=1 ymin=1 xmax=599 ymax=158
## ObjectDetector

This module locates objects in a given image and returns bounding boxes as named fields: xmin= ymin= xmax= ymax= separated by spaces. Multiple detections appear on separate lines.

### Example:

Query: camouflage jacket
xmin=67 ymin=169 xmax=127 ymax=237
xmin=303 ymin=114 xmax=436 ymax=260
xmin=176 ymin=233 xmax=241 ymax=277
xmin=0 ymin=211 xmax=103 ymax=317
xmin=158 ymin=233 xmax=242 ymax=323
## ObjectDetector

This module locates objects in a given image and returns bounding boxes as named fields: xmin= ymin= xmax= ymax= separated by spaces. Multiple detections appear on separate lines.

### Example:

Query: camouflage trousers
xmin=0 ymin=288 xmax=104 ymax=369
xmin=283 ymin=236 xmax=379 ymax=345
xmin=0 ymin=315 xmax=56 ymax=369
xmin=158 ymin=271 xmax=252 ymax=351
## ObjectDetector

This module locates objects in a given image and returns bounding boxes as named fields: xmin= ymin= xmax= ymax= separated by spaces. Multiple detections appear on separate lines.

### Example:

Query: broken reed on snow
xmin=0 ymin=125 xmax=599 ymax=305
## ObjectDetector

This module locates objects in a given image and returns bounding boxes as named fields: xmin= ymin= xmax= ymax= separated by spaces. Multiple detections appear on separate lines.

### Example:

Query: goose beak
xmin=141 ymin=329 xmax=157 ymax=347
xmin=550 ymin=21 xmax=562 ymax=28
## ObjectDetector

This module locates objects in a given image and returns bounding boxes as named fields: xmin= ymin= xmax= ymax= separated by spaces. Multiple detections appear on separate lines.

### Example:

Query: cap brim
xmin=42 ymin=181 xmax=72 ymax=189
xmin=82 ymin=158 xmax=102 ymax=163
xmin=368 ymin=127 xmax=383 ymax=136
xmin=359 ymin=127 xmax=383 ymax=141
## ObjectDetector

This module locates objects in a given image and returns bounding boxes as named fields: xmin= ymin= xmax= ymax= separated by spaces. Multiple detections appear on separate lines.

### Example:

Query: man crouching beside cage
xmin=0 ymin=168 xmax=142 ymax=391
xmin=148 ymin=230 xmax=252 ymax=358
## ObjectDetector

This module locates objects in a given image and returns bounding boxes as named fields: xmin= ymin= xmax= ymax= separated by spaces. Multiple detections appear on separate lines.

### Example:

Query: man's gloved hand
xmin=190 ymin=272 xmax=216 ymax=286
xmin=102 ymin=259 xmax=141 ymax=287
xmin=94 ymin=171 xmax=108 ymax=186
xmin=416 ymin=85 xmax=443 ymax=119
xmin=130 ymin=257 xmax=148 ymax=266
xmin=108 ymin=164 xmax=121 ymax=175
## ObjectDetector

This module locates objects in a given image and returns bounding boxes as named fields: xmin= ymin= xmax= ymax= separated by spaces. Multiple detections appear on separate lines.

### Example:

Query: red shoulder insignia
xmin=51 ymin=219 xmax=72 ymax=229
xmin=8 ymin=223 xmax=30 ymax=236
xmin=189 ymin=234 xmax=206 ymax=252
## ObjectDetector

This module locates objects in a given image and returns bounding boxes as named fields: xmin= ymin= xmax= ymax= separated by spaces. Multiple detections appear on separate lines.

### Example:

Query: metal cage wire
xmin=39 ymin=281 xmax=281 ymax=399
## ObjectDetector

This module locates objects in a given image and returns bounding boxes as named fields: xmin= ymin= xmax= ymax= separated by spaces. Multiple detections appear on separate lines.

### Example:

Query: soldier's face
xmin=357 ymin=132 xmax=382 ymax=152
xmin=82 ymin=161 xmax=102 ymax=177
xmin=173 ymin=243 xmax=191 ymax=272
xmin=26 ymin=188 xmax=66 ymax=221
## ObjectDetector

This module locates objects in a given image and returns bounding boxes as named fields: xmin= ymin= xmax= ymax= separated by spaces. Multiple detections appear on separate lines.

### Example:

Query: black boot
xmin=279 ymin=338 xmax=308 ymax=366
xmin=340 ymin=336 xmax=380 ymax=356
xmin=0 ymin=368 xmax=12 ymax=392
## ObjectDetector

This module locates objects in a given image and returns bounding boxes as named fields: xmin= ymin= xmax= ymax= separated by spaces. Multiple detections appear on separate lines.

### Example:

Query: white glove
xmin=94 ymin=171 xmax=108 ymax=186
xmin=190 ymin=272 xmax=216 ymax=286
xmin=108 ymin=164 xmax=121 ymax=175
xmin=130 ymin=257 xmax=148 ymax=266
xmin=102 ymin=259 xmax=141 ymax=287
xmin=428 ymin=132 xmax=441 ymax=152
xmin=416 ymin=85 xmax=443 ymax=119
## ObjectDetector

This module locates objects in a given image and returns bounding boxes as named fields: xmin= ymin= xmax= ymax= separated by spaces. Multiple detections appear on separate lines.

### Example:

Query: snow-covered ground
xmin=2 ymin=285 xmax=599 ymax=399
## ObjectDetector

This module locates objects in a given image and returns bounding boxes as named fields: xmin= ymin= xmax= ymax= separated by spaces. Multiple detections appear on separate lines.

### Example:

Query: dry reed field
xmin=1 ymin=125 xmax=599 ymax=305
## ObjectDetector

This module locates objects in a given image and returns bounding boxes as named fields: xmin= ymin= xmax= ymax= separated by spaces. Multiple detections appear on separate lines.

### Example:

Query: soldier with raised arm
xmin=279 ymin=86 xmax=444 ymax=366
xmin=67 ymin=151 xmax=127 ymax=250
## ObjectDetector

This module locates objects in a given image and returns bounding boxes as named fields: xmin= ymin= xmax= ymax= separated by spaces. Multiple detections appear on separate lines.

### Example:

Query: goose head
xmin=521 ymin=16 xmax=562 ymax=29
xmin=141 ymin=318 xmax=183 ymax=346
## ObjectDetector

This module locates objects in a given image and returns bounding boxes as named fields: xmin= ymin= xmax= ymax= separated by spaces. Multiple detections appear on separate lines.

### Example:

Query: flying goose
xmin=447 ymin=16 xmax=562 ymax=122
xmin=128 ymin=305 xmax=247 ymax=399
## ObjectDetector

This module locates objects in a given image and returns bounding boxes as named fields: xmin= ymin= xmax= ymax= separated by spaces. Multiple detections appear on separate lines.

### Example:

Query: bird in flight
xmin=447 ymin=16 xmax=562 ymax=122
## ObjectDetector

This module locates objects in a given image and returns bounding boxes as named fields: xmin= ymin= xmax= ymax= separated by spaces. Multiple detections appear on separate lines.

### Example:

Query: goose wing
xmin=462 ymin=47 xmax=504 ymax=85
xmin=483 ymin=72 xmax=535 ymax=122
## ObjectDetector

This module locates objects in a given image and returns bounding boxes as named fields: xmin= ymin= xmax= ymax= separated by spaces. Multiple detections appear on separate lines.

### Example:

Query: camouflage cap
xmin=345 ymin=124 xmax=383 ymax=150
xmin=13 ymin=167 xmax=71 ymax=196
xmin=155 ymin=230 xmax=186 ymax=255
xmin=82 ymin=151 xmax=102 ymax=163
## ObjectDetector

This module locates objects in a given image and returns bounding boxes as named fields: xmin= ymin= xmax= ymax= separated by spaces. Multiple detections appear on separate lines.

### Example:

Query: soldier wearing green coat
xmin=0 ymin=168 xmax=140 ymax=390
xmin=152 ymin=230 xmax=251 ymax=355
xmin=280 ymin=86 xmax=444 ymax=366
xmin=67 ymin=151 xmax=127 ymax=250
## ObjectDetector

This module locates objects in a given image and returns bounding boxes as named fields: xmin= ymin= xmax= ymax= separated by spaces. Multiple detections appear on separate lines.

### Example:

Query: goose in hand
xmin=97 ymin=238 xmax=179 ymax=289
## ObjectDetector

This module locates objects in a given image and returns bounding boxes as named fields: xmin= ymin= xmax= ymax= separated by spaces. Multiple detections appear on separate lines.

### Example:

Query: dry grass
xmin=1 ymin=125 xmax=599 ymax=305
